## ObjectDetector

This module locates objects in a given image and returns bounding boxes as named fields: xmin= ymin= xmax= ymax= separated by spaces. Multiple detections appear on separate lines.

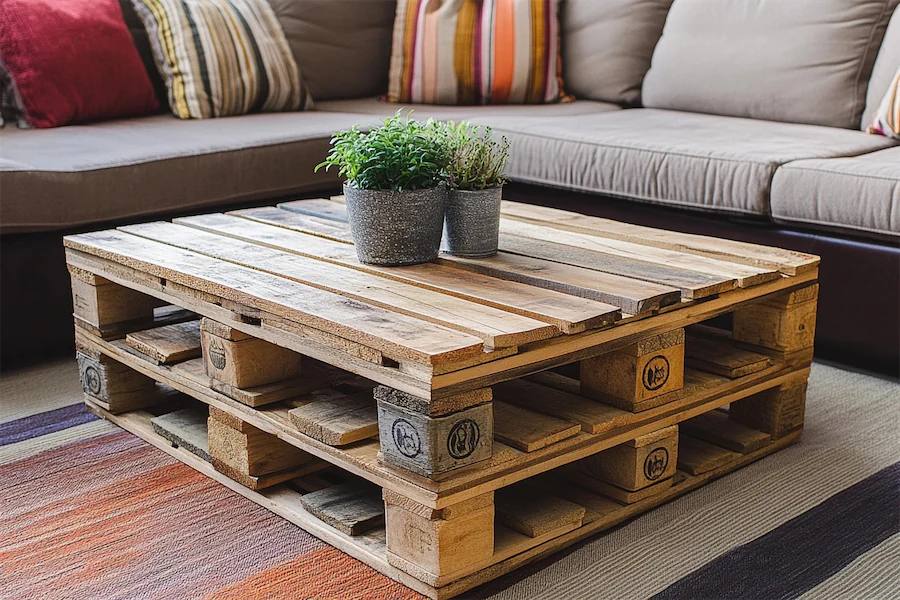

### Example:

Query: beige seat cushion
xmin=477 ymin=109 xmax=897 ymax=216
xmin=642 ymin=0 xmax=899 ymax=129
xmin=316 ymin=97 xmax=621 ymax=121
xmin=771 ymin=147 xmax=900 ymax=239
xmin=0 ymin=112 xmax=370 ymax=234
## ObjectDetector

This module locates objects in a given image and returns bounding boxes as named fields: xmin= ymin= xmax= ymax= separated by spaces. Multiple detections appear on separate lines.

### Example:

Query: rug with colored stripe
xmin=2 ymin=359 xmax=897 ymax=600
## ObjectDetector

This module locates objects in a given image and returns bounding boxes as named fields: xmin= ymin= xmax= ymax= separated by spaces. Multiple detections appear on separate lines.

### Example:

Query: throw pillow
xmin=0 ymin=0 xmax=159 ymax=128
xmin=868 ymin=65 xmax=899 ymax=139
xmin=387 ymin=0 xmax=567 ymax=105
xmin=131 ymin=0 xmax=313 ymax=119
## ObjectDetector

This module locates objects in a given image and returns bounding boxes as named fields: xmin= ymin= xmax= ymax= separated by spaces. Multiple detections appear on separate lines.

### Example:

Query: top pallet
xmin=63 ymin=198 xmax=819 ymax=400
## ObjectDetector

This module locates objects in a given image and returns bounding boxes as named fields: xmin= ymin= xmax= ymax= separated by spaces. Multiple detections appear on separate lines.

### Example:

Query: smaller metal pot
xmin=344 ymin=183 xmax=447 ymax=266
xmin=443 ymin=187 xmax=502 ymax=258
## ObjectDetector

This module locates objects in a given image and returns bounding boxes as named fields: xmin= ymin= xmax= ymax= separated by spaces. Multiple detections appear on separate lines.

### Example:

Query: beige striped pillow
xmin=387 ymin=0 xmax=567 ymax=105
xmin=132 ymin=0 xmax=313 ymax=119
xmin=868 ymin=65 xmax=899 ymax=139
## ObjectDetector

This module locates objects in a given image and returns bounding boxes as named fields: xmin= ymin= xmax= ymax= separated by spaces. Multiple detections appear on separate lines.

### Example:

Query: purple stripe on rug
xmin=0 ymin=403 xmax=97 ymax=446
xmin=651 ymin=462 xmax=900 ymax=600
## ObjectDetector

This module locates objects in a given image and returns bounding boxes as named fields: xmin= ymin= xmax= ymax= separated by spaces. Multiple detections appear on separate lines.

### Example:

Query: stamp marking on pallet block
xmin=733 ymin=284 xmax=818 ymax=353
xmin=581 ymin=329 xmax=685 ymax=409
xmin=376 ymin=394 xmax=493 ymax=478
xmin=201 ymin=318 xmax=303 ymax=389
xmin=385 ymin=491 xmax=495 ymax=580
xmin=76 ymin=348 xmax=161 ymax=413
xmin=729 ymin=378 xmax=807 ymax=439
xmin=570 ymin=425 xmax=679 ymax=493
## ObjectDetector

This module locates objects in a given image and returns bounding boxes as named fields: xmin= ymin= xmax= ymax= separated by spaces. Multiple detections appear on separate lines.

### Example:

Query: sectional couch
xmin=1 ymin=0 xmax=898 ymax=375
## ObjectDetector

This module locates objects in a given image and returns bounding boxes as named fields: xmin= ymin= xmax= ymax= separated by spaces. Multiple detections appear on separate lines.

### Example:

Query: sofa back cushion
xmin=270 ymin=0 xmax=396 ymax=101
xmin=642 ymin=0 xmax=899 ymax=129
xmin=561 ymin=0 xmax=673 ymax=106
xmin=863 ymin=7 xmax=900 ymax=129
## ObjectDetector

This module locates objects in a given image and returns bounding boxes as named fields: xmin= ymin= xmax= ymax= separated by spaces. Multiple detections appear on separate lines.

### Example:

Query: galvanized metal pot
xmin=443 ymin=187 xmax=502 ymax=258
xmin=344 ymin=183 xmax=447 ymax=266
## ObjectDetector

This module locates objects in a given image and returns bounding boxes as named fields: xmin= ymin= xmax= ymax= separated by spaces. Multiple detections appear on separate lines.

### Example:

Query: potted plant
xmin=434 ymin=121 xmax=510 ymax=257
xmin=317 ymin=113 xmax=447 ymax=266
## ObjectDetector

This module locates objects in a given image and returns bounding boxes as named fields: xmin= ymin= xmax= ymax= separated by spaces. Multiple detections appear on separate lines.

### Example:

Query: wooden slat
xmin=121 ymin=222 xmax=556 ymax=350
xmin=63 ymin=230 xmax=485 ymax=366
xmin=500 ymin=219 xmax=779 ymax=288
xmin=677 ymin=434 xmax=739 ymax=475
xmin=685 ymin=334 xmax=772 ymax=378
xmin=150 ymin=406 xmax=210 ymax=461
xmin=437 ymin=251 xmax=680 ymax=315
xmin=288 ymin=391 xmax=378 ymax=446
xmin=179 ymin=211 xmax=621 ymax=333
xmin=125 ymin=320 xmax=201 ymax=364
xmin=500 ymin=200 xmax=820 ymax=276
xmin=497 ymin=234 xmax=733 ymax=299
xmin=492 ymin=401 xmax=581 ymax=452
xmin=278 ymin=199 xmax=352 ymax=222
xmin=234 ymin=206 xmax=355 ymax=241
xmin=279 ymin=199 xmax=724 ymax=304
xmin=300 ymin=481 xmax=385 ymax=536
xmin=495 ymin=485 xmax=585 ymax=537
xmin=680 ymin=410 xmax=771 ymax=454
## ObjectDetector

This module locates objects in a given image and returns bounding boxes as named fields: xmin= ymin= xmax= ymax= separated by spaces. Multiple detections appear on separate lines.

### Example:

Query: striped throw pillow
xmin=868 ymin=65 xmax=899 ymax=139
xmin=387 ymin=0 xmax=567 ymax=105
xmin=131 ymin=0 xmax=312 ymax=119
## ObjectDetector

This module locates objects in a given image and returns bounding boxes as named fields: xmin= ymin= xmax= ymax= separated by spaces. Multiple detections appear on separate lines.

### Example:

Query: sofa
xmin=2 ymin=0 xmax=898 ymax=376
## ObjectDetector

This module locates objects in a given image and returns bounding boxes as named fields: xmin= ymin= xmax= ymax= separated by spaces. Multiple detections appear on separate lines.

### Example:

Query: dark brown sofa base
xmin=3 ymin=184 xmax=898 ymax=379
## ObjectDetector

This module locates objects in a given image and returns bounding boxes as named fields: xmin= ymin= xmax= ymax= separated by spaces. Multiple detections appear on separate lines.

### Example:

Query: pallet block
xmin=729 ymin=378 xmax=807 ymax=439
xmin=375 ymin=387 xmax=493 ymax=478
xmin=207 ymin=406 xmax=313 ymax=489
xmin=733 ymin=285 xmax=818 ymax=353
xmin=69 ymin=266 xmax=161 ymax=332
xmin=385 ymin=491 xmax=495 ymax=580
xmin=571 ymin=425 xmax=679 ymax=492
xmin=201 ymin=318 xmax=303 ymax=389
xmin=76 ymin=347 xmax=161 ymax=413
xmin=581 ymin=329 xmax=685 ymax=409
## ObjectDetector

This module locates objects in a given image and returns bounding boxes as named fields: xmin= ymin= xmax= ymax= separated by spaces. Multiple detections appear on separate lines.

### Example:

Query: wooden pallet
xmin=66 ymin=197 xmax=818 ymax=599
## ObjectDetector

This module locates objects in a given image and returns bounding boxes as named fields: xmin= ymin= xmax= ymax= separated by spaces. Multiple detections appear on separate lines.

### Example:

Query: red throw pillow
xmin=0 ymin=0 xmax=158 ymax=128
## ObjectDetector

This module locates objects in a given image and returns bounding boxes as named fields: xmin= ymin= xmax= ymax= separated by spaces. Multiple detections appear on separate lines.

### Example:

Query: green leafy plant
xmin=316 ymin=112 xmax=446 ymax=191
xmin=432 ymin=121 xmax=510 ymax=190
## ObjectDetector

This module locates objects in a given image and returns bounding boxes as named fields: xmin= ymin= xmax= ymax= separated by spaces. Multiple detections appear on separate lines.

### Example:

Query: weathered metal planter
xmin=344 ymin=183 xmax=447 ymax=266
xmin=443 ymin=187 xmax=502 ymax=258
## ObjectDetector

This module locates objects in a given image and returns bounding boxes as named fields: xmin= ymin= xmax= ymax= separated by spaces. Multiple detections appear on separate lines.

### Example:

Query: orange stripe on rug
xmin=204 ymin=545 xmax=425 ymax=600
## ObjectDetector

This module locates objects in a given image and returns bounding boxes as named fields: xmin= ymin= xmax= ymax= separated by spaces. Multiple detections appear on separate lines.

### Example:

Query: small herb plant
xmin=433 ymin=121 xmax=510 ymax=190
xmin=316 ymin=112 xmax=446 ymax=191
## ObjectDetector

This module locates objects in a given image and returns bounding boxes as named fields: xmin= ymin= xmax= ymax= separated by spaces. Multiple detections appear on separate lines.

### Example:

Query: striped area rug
xmin=2 ymin=359 xmax=898 ymax=600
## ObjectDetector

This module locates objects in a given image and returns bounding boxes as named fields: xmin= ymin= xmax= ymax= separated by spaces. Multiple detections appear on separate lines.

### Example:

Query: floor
xmin=1 ymin=358 xmax=898 ymax=600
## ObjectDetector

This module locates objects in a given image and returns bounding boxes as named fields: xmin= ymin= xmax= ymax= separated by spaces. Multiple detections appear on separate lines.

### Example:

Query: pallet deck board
xmin=499 ymin=200 xmax=820 ymax=276
xmin=180 ymin=212 xmax=623 ymax=332
xmin=122 ymin=221 xmax=559 ymax=349
xmin=64 ymin=230 xmax=486 ymax=366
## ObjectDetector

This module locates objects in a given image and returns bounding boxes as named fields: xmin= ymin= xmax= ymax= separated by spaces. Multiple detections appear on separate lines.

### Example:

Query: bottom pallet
xmin=86 ymin=398 xmax=801 ymax=600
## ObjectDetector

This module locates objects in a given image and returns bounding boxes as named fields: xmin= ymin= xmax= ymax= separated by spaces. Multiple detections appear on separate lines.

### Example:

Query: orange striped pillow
xmin=387 ymin=0 xmax=567 ymax=105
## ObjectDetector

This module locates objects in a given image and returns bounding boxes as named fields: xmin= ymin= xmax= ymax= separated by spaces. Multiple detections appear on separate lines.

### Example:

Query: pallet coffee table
xmin=65 ymin=197 xmax=819 ymax=599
